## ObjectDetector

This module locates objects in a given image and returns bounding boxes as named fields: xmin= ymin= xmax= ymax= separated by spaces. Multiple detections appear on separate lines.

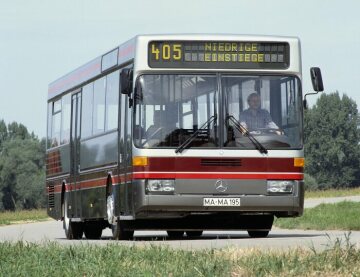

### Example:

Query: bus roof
xmin=48 ymin=34 xmax=300 ymax=101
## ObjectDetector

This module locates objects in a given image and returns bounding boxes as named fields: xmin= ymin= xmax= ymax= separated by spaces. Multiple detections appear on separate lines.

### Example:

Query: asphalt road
xmin=0 ymin=196 xmax=359 ymax=250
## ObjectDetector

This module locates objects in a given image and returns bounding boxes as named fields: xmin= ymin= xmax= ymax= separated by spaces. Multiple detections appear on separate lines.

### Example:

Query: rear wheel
xmin=84 ymin=222 xmax=103 ymax=240
xmin=167 ymin=231 xmax=184 ymax=238
xmin=62 ymin=193 xmax=83 ymax=240
xmin=186 ymin=231 xmax=203 ymax=237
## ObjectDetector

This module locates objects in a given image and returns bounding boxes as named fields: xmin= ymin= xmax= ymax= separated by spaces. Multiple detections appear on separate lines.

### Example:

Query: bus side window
xmin=81 ymin=83 xmax=94 ymax=138
xmin=61 ymin=94 xmax=71 ymax=144
xmin=105 ymin=70 xmax=119 ymax=131
xmin=51 ymin=99 xmax=61 ymax=147
xmin=93 ymin=77 xmax=106 ymax=135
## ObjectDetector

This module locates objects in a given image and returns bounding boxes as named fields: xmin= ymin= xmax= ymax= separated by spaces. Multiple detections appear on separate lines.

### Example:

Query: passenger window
xmin=61 ymin=94 xmax=71 ymax=144
xmin=93 ymin=77 xmax=106 ymax=135
xmin=105 ymin=71 xmax=119 ymax=131
xmin=81 ymin=83 xmax=94 ymax=138
xmin=47 ymin=102 xmax=52 ymax=148
xmin=51 ymin=99 xmax=61 ymax=147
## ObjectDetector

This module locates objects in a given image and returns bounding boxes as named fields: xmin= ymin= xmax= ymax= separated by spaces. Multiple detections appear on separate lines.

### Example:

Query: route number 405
xmin=151 ymin=43 xmax=182 ymax=61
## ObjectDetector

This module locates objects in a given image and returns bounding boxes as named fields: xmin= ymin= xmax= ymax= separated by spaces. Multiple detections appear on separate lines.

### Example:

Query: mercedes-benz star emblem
xmin=215 ymin=179 xmax=228 ymax=193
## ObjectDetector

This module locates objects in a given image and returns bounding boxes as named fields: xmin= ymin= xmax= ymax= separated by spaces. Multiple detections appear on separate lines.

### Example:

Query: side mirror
xmin=120 ymin=68 xmax=133 ymax=95
xmin=304 ymin=67 xmax=324 ymax=109
xmin=310 ymin=67 xmax=324 ymax=92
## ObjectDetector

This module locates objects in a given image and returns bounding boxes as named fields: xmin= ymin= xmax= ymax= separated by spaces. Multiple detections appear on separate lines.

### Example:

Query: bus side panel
xmin=79 ymin=132 xmax=118 ymax=219
xmin=46 ymin=179 xmax=63 ymax=220
xmin=46 ymin=145 xmax=70 ymax=177
xmin=46 ymin=145 xmax=71 ymax=219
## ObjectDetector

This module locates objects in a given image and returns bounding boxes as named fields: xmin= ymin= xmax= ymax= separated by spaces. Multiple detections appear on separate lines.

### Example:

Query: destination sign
xmin=148 ymin=41 xmax=289 ymax=69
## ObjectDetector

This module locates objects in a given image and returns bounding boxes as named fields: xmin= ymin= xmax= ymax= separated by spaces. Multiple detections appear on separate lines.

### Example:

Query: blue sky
xmin=1 ymin=0 xmax=359 ymax=138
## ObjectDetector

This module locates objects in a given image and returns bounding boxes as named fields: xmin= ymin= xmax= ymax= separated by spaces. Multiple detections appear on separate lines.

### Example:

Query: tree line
xmin=0 ymin=91 xmax=359 ymax=210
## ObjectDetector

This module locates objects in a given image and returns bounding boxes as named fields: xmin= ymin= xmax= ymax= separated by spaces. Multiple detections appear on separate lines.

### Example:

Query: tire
xmin=107 ymin=190 xmax=134 ymax=240
xmin=62 ymin=193 xmax=83 ymax=240
xmin=84 ymin=222 xmax=103 ymax=240
xmin=247 ymin=230 xmax=270 ymax=238
xmin=112 ymin=219 xmax=134 ymax=240
xmin=186 ymin=231 xmax=203 ymax=237
xmin=167 ymin=231 xmax=184 ymax=238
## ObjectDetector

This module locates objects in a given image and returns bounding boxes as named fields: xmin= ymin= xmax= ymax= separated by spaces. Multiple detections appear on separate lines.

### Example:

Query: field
xmin=0 ymin=235 xmax=359 ymax=276
xmin=305 ymin=187 xmax=360 ymax=198
xmin=0 ymin=209 xmax=48 ymax=226
xmin=275 ymin=201 xmax=360 ymax=230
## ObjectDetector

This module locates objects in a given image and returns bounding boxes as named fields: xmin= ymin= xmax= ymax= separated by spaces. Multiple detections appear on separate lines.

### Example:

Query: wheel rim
xmin=63 ymin=197 xmax=70 ymax=231
xmin=107 ymin=195 xmax=115 ymax=224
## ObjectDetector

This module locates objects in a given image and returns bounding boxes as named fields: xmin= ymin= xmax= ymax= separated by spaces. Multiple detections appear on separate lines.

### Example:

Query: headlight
xmin=267 ymin=180 xmax=294 ymax=194
xmin=146 ymin=179 xmax=175 ymax=194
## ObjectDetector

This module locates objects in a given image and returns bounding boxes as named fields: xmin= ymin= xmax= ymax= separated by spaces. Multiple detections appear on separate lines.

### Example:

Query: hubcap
xmin=63 ymin=201 xmax=70 ymax=231
xmin=107 ymin=195 xmax=115 ymax=224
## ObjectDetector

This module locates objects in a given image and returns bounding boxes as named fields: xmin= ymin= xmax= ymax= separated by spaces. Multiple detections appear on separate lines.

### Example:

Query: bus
xmin=46 ymin=34 xmax=323 ymax=240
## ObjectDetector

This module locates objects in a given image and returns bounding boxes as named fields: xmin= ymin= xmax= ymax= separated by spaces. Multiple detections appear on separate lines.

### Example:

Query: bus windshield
xmin=134 ymin=74 xmax=302 ymax=149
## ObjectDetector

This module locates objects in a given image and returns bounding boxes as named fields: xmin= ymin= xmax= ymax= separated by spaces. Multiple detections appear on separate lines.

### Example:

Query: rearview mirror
xmin=120 ymin=68 xmax=133 ymax=95
xmin=310 ymin=67 xmax=324 ymax=92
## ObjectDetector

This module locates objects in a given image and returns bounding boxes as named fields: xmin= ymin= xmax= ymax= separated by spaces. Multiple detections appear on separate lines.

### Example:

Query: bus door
xmin=119 ymin=93 xmax=132 ymax=215
xmin=70 ymin=92 xmax=82 ymax=218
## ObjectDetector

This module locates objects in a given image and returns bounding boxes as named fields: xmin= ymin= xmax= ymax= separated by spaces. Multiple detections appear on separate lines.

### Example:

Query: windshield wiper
xmin=175 ymin=114 xmax=217 ymax=154
xmin=226 ymin=115 xmax=268 ymax=154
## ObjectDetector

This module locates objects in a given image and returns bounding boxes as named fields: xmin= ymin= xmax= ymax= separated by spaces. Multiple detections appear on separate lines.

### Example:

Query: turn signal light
xmin=294 ymin=157 xmax=304 ymax=167
xmin=132 ymin=156 xmax=148 ymax=166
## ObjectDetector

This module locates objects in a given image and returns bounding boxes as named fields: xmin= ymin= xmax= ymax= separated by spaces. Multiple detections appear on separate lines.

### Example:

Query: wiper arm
xmin=175 ymin=114 xmax=217 ymax=154
xmin=226 ymin=115 xmax=268 ymax=154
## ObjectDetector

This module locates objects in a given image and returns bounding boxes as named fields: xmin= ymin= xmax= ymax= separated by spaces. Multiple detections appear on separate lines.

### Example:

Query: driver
xmin=240 ymin=93 xmax=280 ymax=132
xmin=146 ymin=110 xmax=164 ymax=139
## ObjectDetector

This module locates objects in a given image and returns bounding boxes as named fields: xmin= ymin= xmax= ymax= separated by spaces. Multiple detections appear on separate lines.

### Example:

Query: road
xmin=0 ymin=196 xmax=359 ymax=250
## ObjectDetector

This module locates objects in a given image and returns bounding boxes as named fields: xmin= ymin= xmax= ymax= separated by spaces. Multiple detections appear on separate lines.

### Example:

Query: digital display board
xmin=148 ymin=41 xmax=289 ymax=69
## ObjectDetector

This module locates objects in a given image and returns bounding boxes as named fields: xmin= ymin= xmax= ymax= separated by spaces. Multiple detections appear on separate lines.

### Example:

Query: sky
xmin=1 ymin=0 xmax=359 ymax=138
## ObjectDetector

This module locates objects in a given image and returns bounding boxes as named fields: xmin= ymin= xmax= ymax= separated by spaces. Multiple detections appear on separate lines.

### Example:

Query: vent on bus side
xmin=201 ymin=158 xmax=242 ymax=167
xmin=48 ymin=185 xmax=55 ymax=208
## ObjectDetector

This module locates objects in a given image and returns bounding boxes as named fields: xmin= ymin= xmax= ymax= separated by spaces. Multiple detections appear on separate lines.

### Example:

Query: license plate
xmin=203 ymin=197 xmax=241 ymax=207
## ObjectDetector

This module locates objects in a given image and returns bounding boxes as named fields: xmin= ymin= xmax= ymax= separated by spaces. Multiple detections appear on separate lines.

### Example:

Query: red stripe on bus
xmin=132 ymin=172 xmax=304 ymax=180
xmin=133 ymin=157 xmax=303 ymax=173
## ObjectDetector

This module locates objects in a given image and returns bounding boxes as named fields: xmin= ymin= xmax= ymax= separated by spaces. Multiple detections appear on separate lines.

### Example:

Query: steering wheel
xmin=141 ymin=127 xmax=163 ymax=147
xmin=249 ymin=128 xmax=284 ymax=135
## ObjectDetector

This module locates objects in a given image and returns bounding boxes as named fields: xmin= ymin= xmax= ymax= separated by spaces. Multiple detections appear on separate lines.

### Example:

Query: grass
xmin=0 ymin=209 xmax=49 ymax=226
xmin=275 ymin=201 xmax=360 ymax=230
xmin=305 ymin=187 xmax=360 ymax=198
xmin=0 ymin=234 xmax=359 ymax=276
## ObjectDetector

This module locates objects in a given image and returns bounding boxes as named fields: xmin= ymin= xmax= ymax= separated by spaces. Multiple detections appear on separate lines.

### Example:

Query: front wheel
xmin=62 ymin=193 xmax=83 ymax=240
xmin=112 ymin=219 xmax=134 ymax=240
xmin=107 ymin=194 xmax=133 ymax=240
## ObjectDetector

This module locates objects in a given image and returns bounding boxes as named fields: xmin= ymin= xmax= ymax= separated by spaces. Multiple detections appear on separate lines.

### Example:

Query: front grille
xmin=201 ymin=158 xmax=242 ymax=167
xmin=48 ymin=185 xmax=55 ymax=208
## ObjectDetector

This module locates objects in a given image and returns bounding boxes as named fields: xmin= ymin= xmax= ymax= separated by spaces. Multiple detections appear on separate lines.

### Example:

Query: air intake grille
xmin=48 ymin=185 xmax=55 ymax=208
xmin=201 ymin=158 xmax=242 ymax=167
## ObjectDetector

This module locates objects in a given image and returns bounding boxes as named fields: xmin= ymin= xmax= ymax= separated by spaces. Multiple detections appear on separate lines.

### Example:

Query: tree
xmin=304 ymin=92 xmax=360 ymax=188
xmin=0 ymin=120 xmax=7 ymax=150
xmin=0 ymin=121 xmax=45 ymax=211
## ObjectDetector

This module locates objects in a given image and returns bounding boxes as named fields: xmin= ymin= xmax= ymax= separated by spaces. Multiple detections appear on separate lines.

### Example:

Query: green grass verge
xmin=0 ymin=209 xmax=49 ymax=225
xmin=275 ymin=201 xmax=360 ymax=230
xmin=0 ymin=236 xmax=359 ymax=276
xmin=305 ymin=187 xmax=360 ymax=198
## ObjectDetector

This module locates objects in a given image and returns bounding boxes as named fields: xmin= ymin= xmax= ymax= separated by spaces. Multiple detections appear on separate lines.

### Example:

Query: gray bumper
xmin=132 ymin=180 xmax=304 ymax=218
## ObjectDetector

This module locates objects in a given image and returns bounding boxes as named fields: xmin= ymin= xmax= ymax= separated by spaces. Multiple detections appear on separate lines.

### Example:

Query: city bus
xmin=46 ymin=34 xmax=323 ymax=240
